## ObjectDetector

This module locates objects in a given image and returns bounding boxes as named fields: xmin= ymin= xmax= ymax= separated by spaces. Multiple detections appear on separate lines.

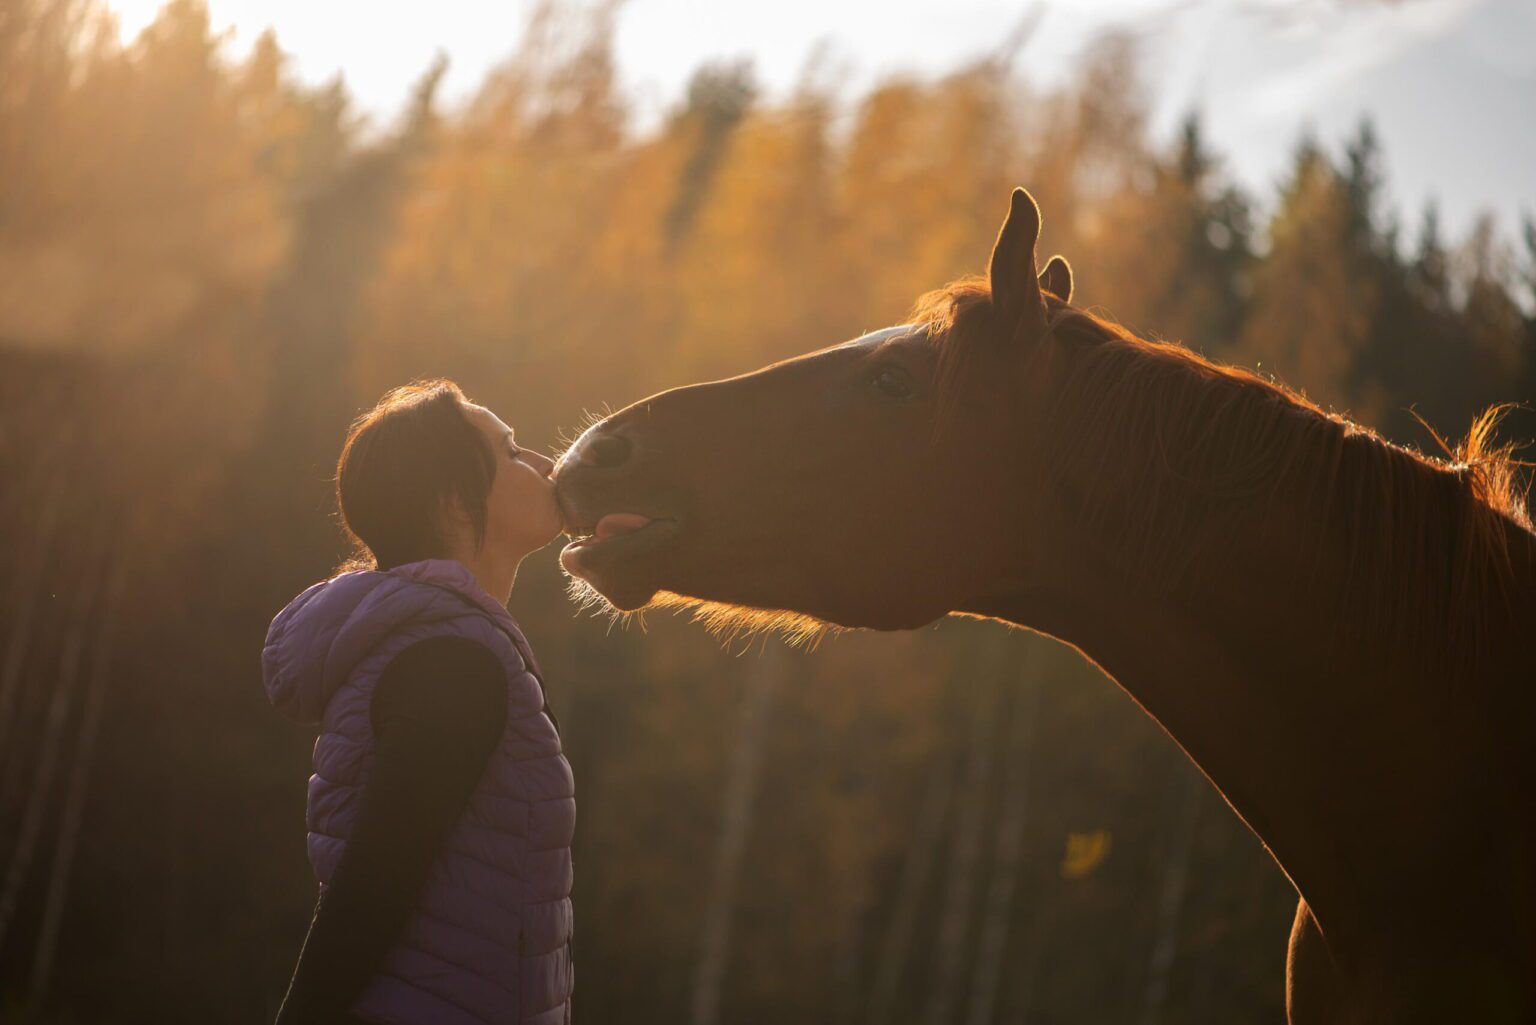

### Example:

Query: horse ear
xmin=1039 ymin=255 xmax=1073 ymax=303
xmin=987 ymin=187 xmax=1049 ymax=340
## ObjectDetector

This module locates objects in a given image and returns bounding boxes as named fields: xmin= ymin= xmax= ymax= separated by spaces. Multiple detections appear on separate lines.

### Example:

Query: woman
xmin=262 ymin=379 xmax=574 ymax=1024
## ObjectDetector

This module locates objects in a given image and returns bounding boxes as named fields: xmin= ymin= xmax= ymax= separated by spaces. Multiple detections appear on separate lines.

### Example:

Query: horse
xmin=553 ymin=187 xmax=1536 ymax=1023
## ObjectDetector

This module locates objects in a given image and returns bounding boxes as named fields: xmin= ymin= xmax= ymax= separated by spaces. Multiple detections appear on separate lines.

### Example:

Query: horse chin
xmin=559 ymin=547 xmax=661 ymax=613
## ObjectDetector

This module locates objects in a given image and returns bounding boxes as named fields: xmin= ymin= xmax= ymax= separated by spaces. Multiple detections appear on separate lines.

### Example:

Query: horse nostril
xmin=582 ymin=432 xmax=633 ymax=470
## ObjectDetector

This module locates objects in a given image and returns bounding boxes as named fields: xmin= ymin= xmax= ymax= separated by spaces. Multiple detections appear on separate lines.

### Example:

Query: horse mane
xmin=914 ymin=277 xmax=1532 ymax=659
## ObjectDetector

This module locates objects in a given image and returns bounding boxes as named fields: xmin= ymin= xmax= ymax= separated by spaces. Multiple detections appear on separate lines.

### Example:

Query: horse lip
xmin=560 ymin=508 xmax=681 ymax=542
xmin=565 ymin=515 xmax=679 ymax=547
xmin=554 ymin=468 xmax=682 ymax=540
xmin=558 ymin=516 xmax=682 ymax=604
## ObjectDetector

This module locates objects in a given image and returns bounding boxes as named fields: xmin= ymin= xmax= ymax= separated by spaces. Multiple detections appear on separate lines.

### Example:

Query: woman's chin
xmin=516 ymin=509 xmax=568 ymax=555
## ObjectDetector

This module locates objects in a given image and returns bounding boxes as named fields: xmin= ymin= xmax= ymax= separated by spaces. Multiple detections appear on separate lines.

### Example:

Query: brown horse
xmin=554 ymin=188 xmax=1536 ymax=1023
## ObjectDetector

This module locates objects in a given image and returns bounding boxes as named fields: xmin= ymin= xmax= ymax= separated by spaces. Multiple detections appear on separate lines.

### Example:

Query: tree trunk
xmin=966 ymin=642 xmax=1043 ymax=1025
xmin=0 ymin=465 xmax=68 ymax=769
xmin=865 ymin=716 xmax=957 ymax=1025
xmin=926 ymin=636 xmax=1009 ymax=1025
xmin=1138 ymin=767 xmax=1205 ymax=1025
xmin=28 ymin=546 xmax=129 ymax=1003
xmin=831 ymin=904 xmax=864 ymax=1025
xmin=689 ymin=642 xmax=783 ymax=1025
xmin=0 ymin=538 xmax=100 ymax=952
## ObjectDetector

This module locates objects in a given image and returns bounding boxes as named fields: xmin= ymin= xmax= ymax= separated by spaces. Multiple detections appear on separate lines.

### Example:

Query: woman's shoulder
xmin=374 ymin=561 xmax=537 ymax=668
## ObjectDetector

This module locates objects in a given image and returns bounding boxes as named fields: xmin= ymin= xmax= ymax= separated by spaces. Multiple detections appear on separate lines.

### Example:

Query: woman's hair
xmin=335 ymin=379 xmax=494 ymax=572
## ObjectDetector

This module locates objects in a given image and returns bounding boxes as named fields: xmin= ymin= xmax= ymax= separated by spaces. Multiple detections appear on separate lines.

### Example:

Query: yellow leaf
xmin=1061 ymin=830 xmax=1112 ymax=879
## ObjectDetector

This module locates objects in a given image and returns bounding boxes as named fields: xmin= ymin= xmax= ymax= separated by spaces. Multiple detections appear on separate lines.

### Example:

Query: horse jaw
xmin=560 ymin=557 xmax=661 ymax=615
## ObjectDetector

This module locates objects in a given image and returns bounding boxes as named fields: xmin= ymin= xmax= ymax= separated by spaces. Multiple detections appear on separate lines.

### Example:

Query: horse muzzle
xmin=554 ymin=421 xmax=687 ymax=608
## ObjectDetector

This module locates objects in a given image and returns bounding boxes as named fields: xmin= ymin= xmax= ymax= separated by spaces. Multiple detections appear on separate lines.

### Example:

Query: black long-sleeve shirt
xmin=275 ymin=636 xmax=509 ymax=1025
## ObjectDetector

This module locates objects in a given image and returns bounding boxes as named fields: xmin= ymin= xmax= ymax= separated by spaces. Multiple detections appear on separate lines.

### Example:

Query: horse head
xmin=555 ymin=187 xmax=1073 ymax=634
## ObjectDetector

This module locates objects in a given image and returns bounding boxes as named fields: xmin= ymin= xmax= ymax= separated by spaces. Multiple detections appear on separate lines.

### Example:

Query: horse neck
xmin=959 ymin=326 xmax=1536 ymax=956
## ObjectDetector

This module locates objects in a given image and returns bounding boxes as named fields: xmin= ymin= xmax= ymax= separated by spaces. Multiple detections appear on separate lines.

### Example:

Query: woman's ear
xmin=437 ymin=493 xmax=475 ymax=553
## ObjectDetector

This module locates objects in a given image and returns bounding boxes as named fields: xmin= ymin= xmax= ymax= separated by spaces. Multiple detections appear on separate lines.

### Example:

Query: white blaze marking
xmin=826 ymin=324 xmax=918 ymax=353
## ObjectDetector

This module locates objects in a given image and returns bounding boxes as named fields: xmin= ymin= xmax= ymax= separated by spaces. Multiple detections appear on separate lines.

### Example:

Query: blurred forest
xmin=1 ymin=0 xmax=1533 ymax=1022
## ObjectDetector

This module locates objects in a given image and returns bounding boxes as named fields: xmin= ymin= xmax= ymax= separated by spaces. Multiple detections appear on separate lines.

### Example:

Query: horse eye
xmin=871 ymin=366 xmax=914 ymax=400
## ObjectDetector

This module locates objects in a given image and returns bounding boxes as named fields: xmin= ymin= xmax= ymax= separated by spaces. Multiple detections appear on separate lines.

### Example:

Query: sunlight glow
xmin=99 ymin=0 xmax=1527 ymax=236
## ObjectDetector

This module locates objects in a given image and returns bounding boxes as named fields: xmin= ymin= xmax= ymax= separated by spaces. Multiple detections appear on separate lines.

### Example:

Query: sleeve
xmin=273 ymin=636 xmax=508 ymax=1025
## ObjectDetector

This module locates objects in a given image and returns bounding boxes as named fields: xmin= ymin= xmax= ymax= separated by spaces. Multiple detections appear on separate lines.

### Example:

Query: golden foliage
xmin=0 ymin=0 xmax=289 ymax=354
xmin=1061 ymin=829 xmax=1113 ymax=879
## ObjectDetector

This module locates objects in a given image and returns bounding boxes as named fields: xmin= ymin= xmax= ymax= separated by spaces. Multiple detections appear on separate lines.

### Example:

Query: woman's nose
xmin=528 ymin=450 xmax=557 ymax=477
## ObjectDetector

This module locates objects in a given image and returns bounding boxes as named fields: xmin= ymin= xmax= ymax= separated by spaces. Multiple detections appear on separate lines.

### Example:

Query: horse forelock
xmin=912 ymin=275 xmax=1073 ymax=430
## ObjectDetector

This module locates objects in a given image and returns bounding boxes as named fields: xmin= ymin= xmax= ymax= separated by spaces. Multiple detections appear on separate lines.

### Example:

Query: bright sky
xmin=107 ymin=0 xmax=1534 ymax=240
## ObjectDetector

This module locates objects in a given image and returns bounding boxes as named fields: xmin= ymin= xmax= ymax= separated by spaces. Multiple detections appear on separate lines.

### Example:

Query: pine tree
xmin=1086 ymin=111 xmax=1252 ymax=351
xmin=1237 ymin=133 xmax=1372 ymax=415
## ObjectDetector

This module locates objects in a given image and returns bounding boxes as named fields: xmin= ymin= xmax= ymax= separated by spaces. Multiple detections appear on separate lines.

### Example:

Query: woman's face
xmin=461 ymin=403 xmax=563 ymax=560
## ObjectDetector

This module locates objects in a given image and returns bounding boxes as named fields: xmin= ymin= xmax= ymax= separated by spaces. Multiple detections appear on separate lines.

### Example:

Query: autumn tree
xmin=1081 ymin=112 xmax=1253 ymax=350
xmin=1237 ymin=135 xmax=1374 ymax=414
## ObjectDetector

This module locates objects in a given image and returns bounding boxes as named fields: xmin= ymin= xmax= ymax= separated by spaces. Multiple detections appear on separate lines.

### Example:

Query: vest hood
xmin=262 ymin=559 xmax=516 ymax=724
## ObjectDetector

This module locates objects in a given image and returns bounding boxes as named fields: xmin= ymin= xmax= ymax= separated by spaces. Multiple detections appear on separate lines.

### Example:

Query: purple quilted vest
xmin=262 ymin=559 xmax=575 ymax=1025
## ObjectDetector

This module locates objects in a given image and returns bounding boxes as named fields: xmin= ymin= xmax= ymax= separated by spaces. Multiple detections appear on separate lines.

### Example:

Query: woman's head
xmin=336 ymin=379 xmax=561 ymax=573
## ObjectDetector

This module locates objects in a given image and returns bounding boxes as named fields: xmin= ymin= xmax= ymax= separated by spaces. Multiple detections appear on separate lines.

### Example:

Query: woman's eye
xmin=871 ymin=366 xmax=915 ymax=400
